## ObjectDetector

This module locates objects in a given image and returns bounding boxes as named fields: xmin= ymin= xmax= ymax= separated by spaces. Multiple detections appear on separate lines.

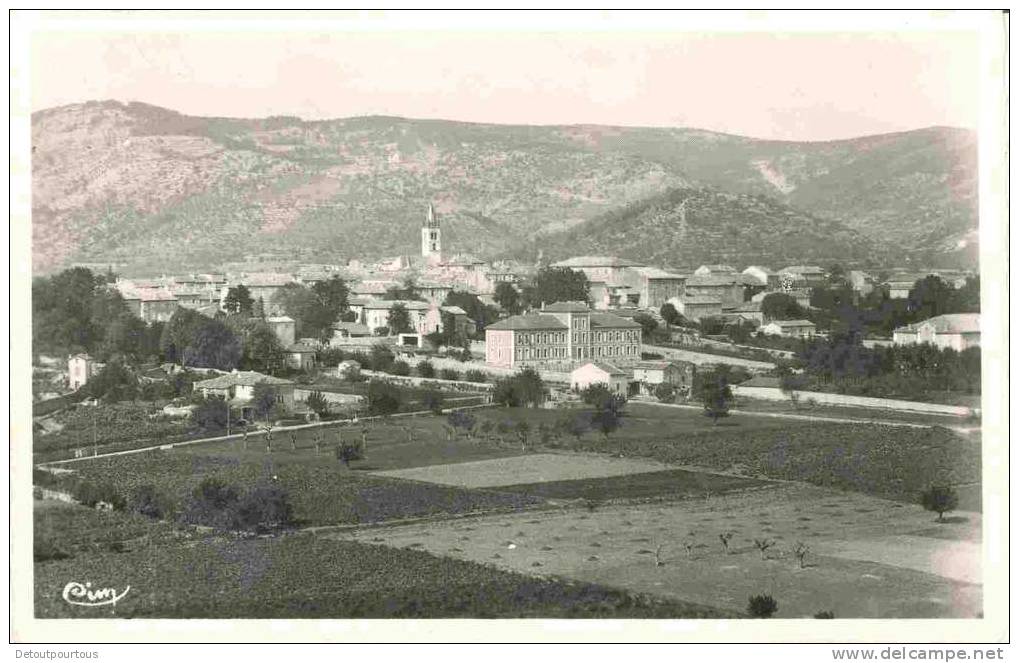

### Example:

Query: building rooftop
xmin=552 ymin=256 xmax=643 ymax=268
xmin=360 ymin=299 xmax=431 ymax=311
xmin=767 ymin=319 xmax=816 ymax=327
xmin=686 ymin=274 xmax=740 ymax=287
xmin=266 ymin=316 xmax=295 ymax=323
xmin=487 ymin=314 xmax=568 ymax=331
xmin=696 ymin=264 xmax=738 ymax=274
xmin=575 ymin=361 xmax=628 ymax=376
xmin=542 ymin=301 xmax=592 ymax=313
xmin=895 ymin=313 xmax=980 ymax=335
xmin=590 ymin=312 xmax=642 ymax=329
xmin=635 ymin=360 xmax=690 ymax=371
xmin=286 ymin=343 xmax=318 ymax=354
xmin=332 ymin=322 xmax=371 ymax=334
xmin=440 ymin=305 xmax=468 ymax=315
xmin=632 ymin=266 xmax=685 ymax=279
xmin=779 ymin=265 xmax=826 ymax=275
xmin=682 ymin=295 xmax=723 ymax=305
xmin=193 ymin=370 xmax=294 ymax=390
xmin=233 ymin=272 xmax=295 ymax=287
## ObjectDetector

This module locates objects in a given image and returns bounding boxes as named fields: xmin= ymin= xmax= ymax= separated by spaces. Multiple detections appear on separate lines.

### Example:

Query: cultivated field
xmin=334 ymin=483 xmax=982 ymax=618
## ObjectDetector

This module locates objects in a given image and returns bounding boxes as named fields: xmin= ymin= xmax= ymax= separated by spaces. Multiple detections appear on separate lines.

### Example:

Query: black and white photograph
xmin=9 ymin=8 xmax=1010 ymax=648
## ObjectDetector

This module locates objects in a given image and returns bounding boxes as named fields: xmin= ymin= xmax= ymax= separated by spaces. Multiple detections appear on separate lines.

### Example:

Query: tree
xmin=632 ymin=313 xmax=658 ymax=341
xmin=747 ymin=594 xmax=778 ymax=618
xmin=369 ymin=344 xmax=395 ymax=372
xmin=366 ymin=380 xmax=402 ymax=416
xmin=223 ymin=285 xmax=254 ymax=315
xmin=238 ymin=321 xmax=285 ymax=373
xmin=160 ymin=308 xmax=208 ymax=365
xmin=920 ymin=485 xmax=959 ymax=522
xmin=761 ymin=292 xmax=805 ymax=321
xmin=272 ymin=283 xmax=337 ymax=340
xmin=389 ymin=360 xmax=411 ymax=376
xmin=386 ymin=303 xmax=413 ymax=335
xmin=440 ymin=368 xmax=460 ymax=381
xmin=190 ymin=396 xmax=229 ymax=432
xmin=660 ymin=302 xmax=682 ymax=328
xmin=494 ymin=282 xmax=522 ymax=315
xmin=698 ymin=371 xmax=733 ymax=425
xmin=492 ymin=368 xmax=546 ymax=407
xmin=447 ymin=410 xmax=477 ymax=438
xmin=305 ymin=391 xmax=329 ymax=417
xmin=907 ymin=275 xmax=954 ymax=320
xmin=85 ymin=360 xmax=138 ymax=402
xmin=311 ymin=276 xmax=350 ymax=316
xmin=182 ymin=318 xmax=242 ymax=370
xmin=520 ymin=266 xmax=591 ymax=310
xmin=251 ymin=383 xmax=280 ymax=423
xmin=336 ymin=440 xmax=364 ymax=467
xmin=416 ymin=361 xmax=436 ymax=378
xmin=514 ymin=420 xmax=531 ymax=449
xmin=443 ymin=291 xmax=499 ymax=334
xmin=582 ymin=384 xmax=626 ymax=453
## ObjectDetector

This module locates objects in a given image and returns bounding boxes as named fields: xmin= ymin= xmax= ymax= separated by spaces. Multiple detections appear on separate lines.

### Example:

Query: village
xmin=31 ymin=202 xmax=983 ymax=622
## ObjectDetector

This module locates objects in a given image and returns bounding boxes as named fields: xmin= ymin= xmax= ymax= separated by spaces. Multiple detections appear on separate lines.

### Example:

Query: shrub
xmin=34 ymin=537 xmax=71 ymax=563
xmin=190 ymin=397 xmax=228 ymax=432
xmin=336 ymin=440 xmax=364 ymax=467
xmin=305 ymin=391 xmax=330 ymax=417
xmin=920 ymin=485 xmax=959 ymax=522
xmin=747 ymin=594 xmax=778 ymax=618
xmin=233 ymin=484 xmax=294 ymax=533
xmin=389 ymin=360 xmax=411 ymax=377
xmin=366 ymin=380 xmax=402 ymax=416
xmin=422 ymin=389 xmax=445 ymax=414
xmin=72 ymin=480 xmax=126 ymax=510
xmin=440 ymin=368 xmax=460 ymax=381
xmin=416 ymin=361 xmax=436 ymax=379
xmin=129 ymin=483 xmax=170 ymax=520
xmin=814 ymin=610 xmax=835 ymax=619
xmin=654 ymin=383 xmax=676 ymax=403
xmin=181 ymin=477 xmax=241 ymax=529
xmin=464 ymin=369 xmax=488 ymax=383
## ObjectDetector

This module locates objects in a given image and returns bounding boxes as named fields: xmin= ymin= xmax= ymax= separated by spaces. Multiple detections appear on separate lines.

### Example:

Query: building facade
xmin=570 ymin=361 xmax=629 ymax=395
xmin=485 ymin=301 xmax=641 ymax=371
xmin=893 ymin=313 xmax=980 ymax=351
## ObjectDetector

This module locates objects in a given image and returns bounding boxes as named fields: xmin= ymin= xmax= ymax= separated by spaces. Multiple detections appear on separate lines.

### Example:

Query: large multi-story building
xmin=485 ymin=301 xmax=641 ymax=371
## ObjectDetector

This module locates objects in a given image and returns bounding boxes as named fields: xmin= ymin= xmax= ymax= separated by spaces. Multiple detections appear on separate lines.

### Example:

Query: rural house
xmin=192 ymin=370 xmax=296 ymax=422
xmin=570 ymin=361 xmax=630 ymax=396
xmin=893 ymin=313 xmax=980 ymax=351
xmin=761 ymin=319 xmax=817 ymax=338
xmin=632 ymin=359 xmax=696 ymax=397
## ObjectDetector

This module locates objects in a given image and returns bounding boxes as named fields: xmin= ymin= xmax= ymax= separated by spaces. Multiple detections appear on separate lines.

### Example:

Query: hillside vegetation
xmin=31 ymin=101 xmax=977 ymax=274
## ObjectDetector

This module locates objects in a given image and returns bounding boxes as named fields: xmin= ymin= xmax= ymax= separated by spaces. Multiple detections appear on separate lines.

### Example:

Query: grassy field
xmin=499 ymin=468 xmax=770 ymax=502
xmin=34 ymin=503 xmax=732 ymax=619
xmin=60 ymin=450 xmax=541 ymax=527
xmin=555 ymin=403 xmax=981 ymax=508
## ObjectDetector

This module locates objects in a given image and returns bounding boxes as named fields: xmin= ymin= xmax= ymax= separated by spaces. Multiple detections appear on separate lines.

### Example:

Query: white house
xmin=67 ymin=354 xmax=101 ymax=390
xmin=192 ymin=370 xmax=296 ymax=421
xmin=632 ymin=360 xmax=695 ymax=396
xmin=761 ymin=319 xmax=817 ymax=338
xmin=893 ymin=313 xmax=980 ymax=351
xmin=266 ymin=316 xmax=297 ymax=347
xmin=284 ymin=343 xmax=318 ymax=371
xmin=671 ymin=295 xmax=723 ymax=322
xmin=570 ymin=361 xmax=630 ymax=396
xmin=741 ymin=266 xmax=779 ymax=289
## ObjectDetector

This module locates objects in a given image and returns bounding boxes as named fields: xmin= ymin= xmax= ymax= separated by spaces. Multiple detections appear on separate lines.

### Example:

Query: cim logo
xmin=62 ymin=581 xmax=131 ymax=608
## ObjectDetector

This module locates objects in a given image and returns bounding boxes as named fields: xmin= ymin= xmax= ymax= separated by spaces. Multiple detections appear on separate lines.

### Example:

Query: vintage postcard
xmin=9 ymin=9 xmax=1010 ymax=647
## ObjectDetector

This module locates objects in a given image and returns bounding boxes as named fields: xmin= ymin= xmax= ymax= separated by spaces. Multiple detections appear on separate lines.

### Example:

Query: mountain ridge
xmin=31 ymin=100 xmax=978 ymax=275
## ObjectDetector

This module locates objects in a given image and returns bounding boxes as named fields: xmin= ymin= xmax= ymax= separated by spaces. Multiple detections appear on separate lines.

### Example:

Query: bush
xmin=72 ymin=480 xmax=126 ymax=510
xmin=190 ymin=397 xmax=228 ymax=432
xmin=336 ymin=440 xmax=364 ymax=467
xmin=129 ymin=483 xmax=169 ymax=520
xmin=814 ymin=610 xmax=835 ymax=619
xmin=747 ymin=594 xmax=778 ymax=618
xmin=464 ymin=369 xmax=487 ymax=383
xmin=920 ymin=485 xmax=959 ymax=522
xmin=34 ymin=537 xmax=71 ymax=563
xmin=233 ymin=484 xmax=294 ymax=533
xmin=366 ymin=380 xmax=402 ymax=416
xmin=493 ymin=368 xmax=546 ymax=407
xmin=654 ymin=383 xmax=676 ymax=403
xmin=389 ymin=360 xmax=411 ymax=377
xmin=440 ymin=368 xmax=460 ymax=381
xmin=182 ymin=477 xmax=241 ymax=530
xmin=421 ymin=389 xmax=445 ymax=414
xmin=416 ymin=361 xmax=436 ymax=379
xmin=305 ymin=391 xmax=330 ymax=417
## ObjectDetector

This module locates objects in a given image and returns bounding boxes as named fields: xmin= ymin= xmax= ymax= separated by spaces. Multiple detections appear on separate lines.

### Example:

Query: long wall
xmin=732 ymin=385 xmax=975 ymax=417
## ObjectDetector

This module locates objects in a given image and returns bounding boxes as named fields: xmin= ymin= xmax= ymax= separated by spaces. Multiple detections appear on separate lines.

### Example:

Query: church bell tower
xmin=421 ymin=203 xmax=442 ymax=263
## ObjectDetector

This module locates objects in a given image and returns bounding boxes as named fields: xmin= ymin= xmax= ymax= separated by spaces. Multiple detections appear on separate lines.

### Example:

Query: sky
xmin=28 ymin=16 xmax=982 ymax=141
